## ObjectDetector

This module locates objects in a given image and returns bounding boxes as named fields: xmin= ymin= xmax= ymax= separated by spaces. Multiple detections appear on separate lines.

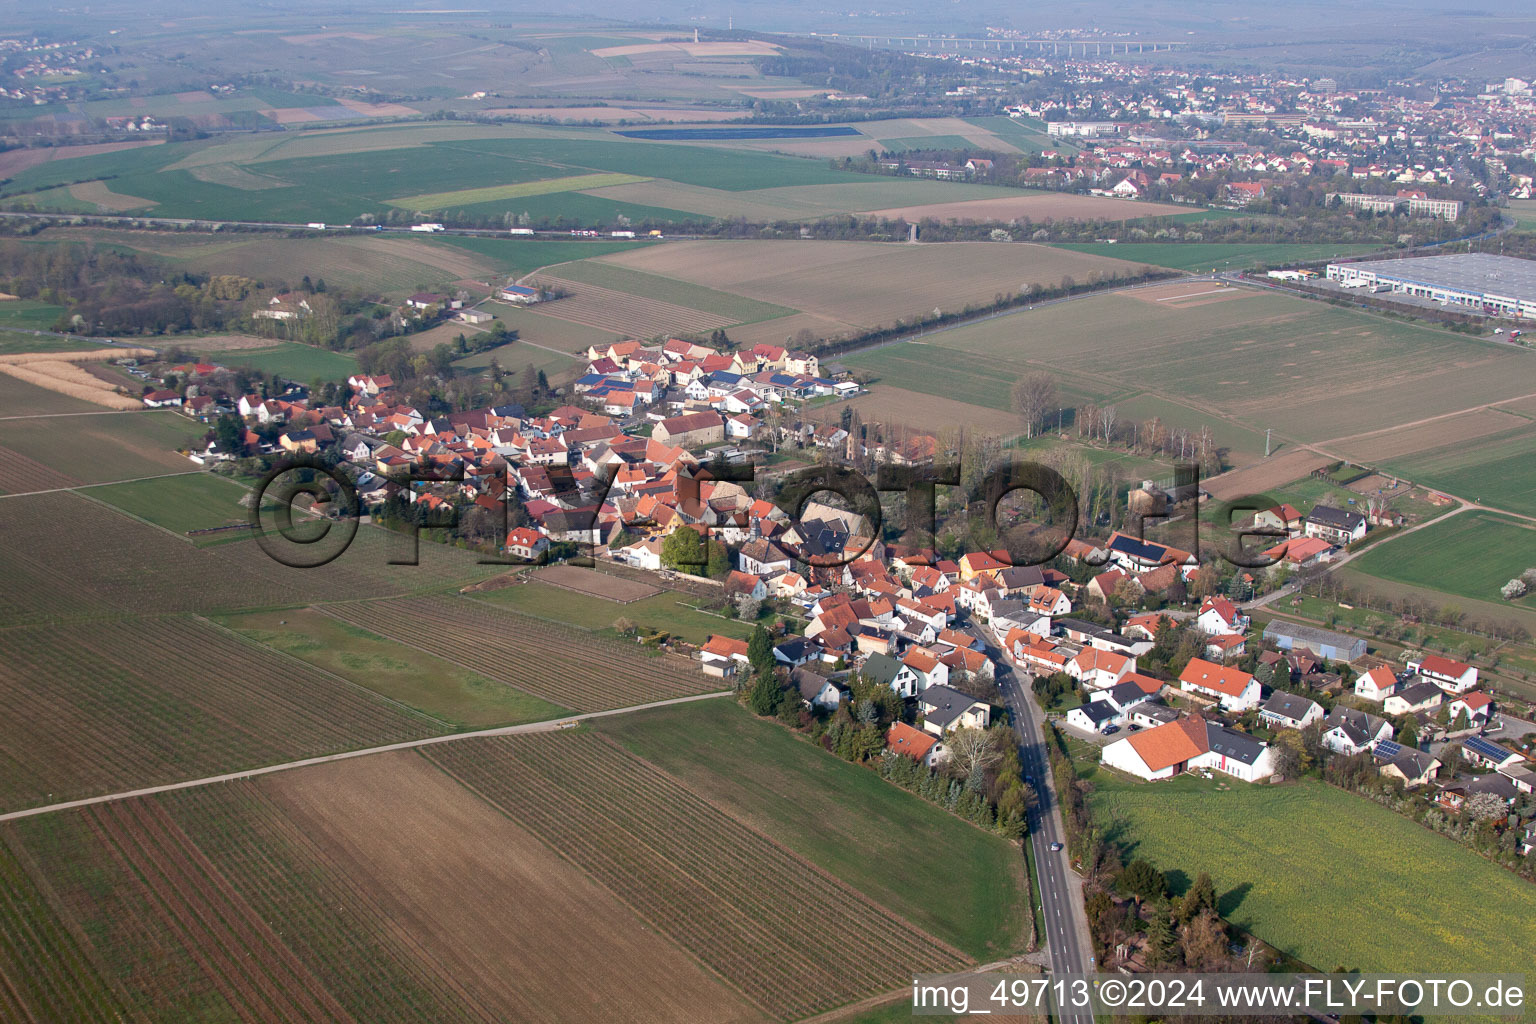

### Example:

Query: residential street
xmin=968 ymin=622 xmax=1097 ymax=1024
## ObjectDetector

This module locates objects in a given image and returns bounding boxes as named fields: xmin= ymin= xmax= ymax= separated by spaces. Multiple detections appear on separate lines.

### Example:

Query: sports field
xmin=1348 ymin=510 xmax=1536 ymax=609
xmin=1090 ymin=774 xmax=1536 ymax=979
xmin=205 ymin=341 xmax=358 ymax=382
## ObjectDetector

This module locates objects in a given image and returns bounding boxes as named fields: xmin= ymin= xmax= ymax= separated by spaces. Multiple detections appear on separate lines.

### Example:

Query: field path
xmin=0 ymin=467 xmax=202 ymax=500
xmin=0 ymin=690 xmax=732 ymax=824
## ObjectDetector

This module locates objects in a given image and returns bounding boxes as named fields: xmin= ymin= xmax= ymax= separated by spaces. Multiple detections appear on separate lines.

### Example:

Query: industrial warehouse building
xmin=1325 ymin=253 xmax=1536 ymax=319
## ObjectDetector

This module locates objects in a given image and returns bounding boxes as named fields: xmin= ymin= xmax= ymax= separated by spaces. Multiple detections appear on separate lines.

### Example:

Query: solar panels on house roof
xmin=1374 ymin=739 xmax=1403 ymax=760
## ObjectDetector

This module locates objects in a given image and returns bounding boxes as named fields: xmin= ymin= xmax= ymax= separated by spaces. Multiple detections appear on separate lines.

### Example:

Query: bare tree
xmin=1010 ymin=370 xmax=1058 ymax=439
xmin=945 ymin=727 xmax=1004 ymax=779
xmin=1099 ymin=404 xmax=1117 ymax=443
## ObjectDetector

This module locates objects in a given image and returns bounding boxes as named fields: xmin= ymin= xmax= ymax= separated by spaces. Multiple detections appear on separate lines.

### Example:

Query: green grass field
xmin=81 ymin=473 xmax=250 ymax=540
xmin=0 ymin=300 xmax=64 ymax=331
xmin=0 ymin=411 xmax=205 ymax=484
xmin=427 ymin=236 xmax=652 ymax=275
xmin=600 ymin=699 xmax=1030 ymax=960
xmin=1507 ymin=199 xmax=1536 ymax=229
xmin=543 ymin=258 xmax=795 ymax=324
xmin=475 ymin=580 xmax=758 ymax=643
xmin=1090 ymin=773 xmax=1536 ymax=979
xmin=1380 ymin=424 xmax=1536 ymax=517
xmin=203 ymin=342 xmax=358 ymax=383
xmin=1049 ymin=242 xmax=1384 ymax=272
xmin=220 ymin=608 xmax=570 ymax=729
xmin=1348 ymin=511 xmax=1536 ymax=610
xmin=387 ymin=172 xmax=651 ymax=210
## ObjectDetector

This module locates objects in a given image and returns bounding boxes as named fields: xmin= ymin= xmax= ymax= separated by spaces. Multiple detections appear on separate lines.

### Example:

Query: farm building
xmin=500 ymin=284 xmax=541 ymax=304
xmin=1325 ymin=253 xmax=1536 ymax=318
xmin=653 ymin=412 xmax=724 ymax=447
xmin=1262 ymin=620 xmax=1366 ymax=664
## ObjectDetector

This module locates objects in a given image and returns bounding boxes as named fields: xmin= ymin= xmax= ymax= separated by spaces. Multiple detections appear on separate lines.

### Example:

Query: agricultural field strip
xmin=0 ymin=616 xmax=444 ymax=813
xmin=528 ymin=275 xmax=740 ymax=336
xmin=83 ymin=798 xmax=355 ymax=1020
xmin=0 ymin=692 xmax=732 ymax=825
xmin=0 ymin=836 xmax=135 ymax=1020
xmin=388 ymin=172 xmax=651 ymax=209
xmin=426 ymin=732 xmax=968 ymax=1020
xmin=160 ymin=782 xmax=491 ymax=1023
xmin=320 ymin=596 xmax=720 ymax=711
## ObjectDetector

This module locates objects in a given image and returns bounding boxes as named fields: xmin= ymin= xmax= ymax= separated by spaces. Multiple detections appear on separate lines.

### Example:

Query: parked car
xmin=1102 ymin=725 xmax=1120 ymax=735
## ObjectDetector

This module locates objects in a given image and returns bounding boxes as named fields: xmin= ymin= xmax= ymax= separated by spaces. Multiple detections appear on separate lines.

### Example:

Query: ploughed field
xmin=0 ymin=712 xmax=991 ymax=1022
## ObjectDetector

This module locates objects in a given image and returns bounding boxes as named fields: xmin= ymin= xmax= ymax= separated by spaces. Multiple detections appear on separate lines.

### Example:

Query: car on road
xmin=1049 ymin=841 xmax=1063 ymax=851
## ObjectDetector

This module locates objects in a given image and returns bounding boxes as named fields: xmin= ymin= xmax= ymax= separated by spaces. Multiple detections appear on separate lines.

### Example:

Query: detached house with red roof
xmin=1407 ymin=654 xmax=1478 ymax=693
xmin=1178 ymin=658 xmax=1262 ymax=712
xmin=1195 ymin=596 xmax=1249 ymax=637
xmin=700 ymin=634 xmax=751 ymax=678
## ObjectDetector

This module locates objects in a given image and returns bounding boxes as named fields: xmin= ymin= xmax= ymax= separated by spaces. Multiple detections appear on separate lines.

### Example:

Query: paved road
xmin=968 ymin=622 xmax=1096 ymax=1024
xmin=0 ymin=689 xmax=733 ymax=824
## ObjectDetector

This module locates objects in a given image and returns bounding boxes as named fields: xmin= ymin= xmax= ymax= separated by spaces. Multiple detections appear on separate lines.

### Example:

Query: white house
xmin=1258 ymin=691 xmax=1323 ymax=730
xmin=699 ymin=634 xmax=751 ymax=678
xmin=1068 ymin=700 xmax=1122 ymax=734
xmin=1407 ymin=654 xmax=1478 ymax=693
xmin=1321 ymin=706 xmax=1394 ymax=755
xmin=1194 ymin=596 xmax=1249 ymax=637
xmin=1178 ymin=658 xmax=1262 ymax=712
xmin=1101 ymin=716 xmax=1274 ymax=783
xmin=1383 ymin=680 xmax=1444 ymax=716
xmin=898 ymin=649 xmax=949 ymax=694
xmin=918 ymin=685 xmax=990 ymax=736
xmin=1068 ymin=647 xmax=1135 ymax=690
xmin=1353 ymin=665 xmax=1400 ymax=702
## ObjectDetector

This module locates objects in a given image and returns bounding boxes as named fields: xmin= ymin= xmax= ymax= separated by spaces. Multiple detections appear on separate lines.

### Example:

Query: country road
xmin=0 ymin=689 xmax=733 ymax=824
xmin=968 ymin=621 xmax=1096 ymax=1024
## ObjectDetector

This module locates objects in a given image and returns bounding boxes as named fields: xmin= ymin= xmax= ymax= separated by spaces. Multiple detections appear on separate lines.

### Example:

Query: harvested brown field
xmin=724 ymin=311 xmax=848 ymax=349
xmin=159 ymin=332 xmax=277 ymax=352
xmin=0 ymin=292 xmax=16 ymax=301
xmin=261 ymin=107 xmax=324 ymax=124
xmin=0 ymin=444 xmax=78 ymax=494
xmin=323 ymin=595 xmax=722 ymax=711
xmin=1328 ymin=408 xmax=1528 ymax=463
xmin=536 ymin=563 xmax=661 ymax=602
xmin=0 ymin=348 xmax=153 ymax=410
xmin=593 ymin=239 xmax=1141 ymax=331
xmin=269 ymin=750 xmax=765 ymax=1023
xmin=1203 ymin=450 xmax=1332 ymax=501
xmin=67 ymin=180 xmax=157 ymax=212
xmin=530 ymin=275 xmax=735 ymax=337
xmin=427 ymin=732 xmax=969 ymax=1019
xmin=0 ymin=615 xmax=444 ymax=811
xmin=334 ymin=97 xmax=418 ymax=117
xmin=857 ymin=193 xmax=1188 ymax=223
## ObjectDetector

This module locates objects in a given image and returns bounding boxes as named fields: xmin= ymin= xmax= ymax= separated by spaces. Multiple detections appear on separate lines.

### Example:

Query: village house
xmin=1101 ymin=716 xmax=1274 ymax=783
xmin=1321 ymin=706 xmax=1395 ymax=755
xmin=1383 ymin=680 xmax=1444 ymax=716
xmin=917 ymin=685 xmax=990 ymax=736
xmin=886 ymin=721 xmax=943 ymax=767
xmin=1353 ymin=665 xmax=1401 ymax=702
xmin=1304 ymin=505 xmax=1367 ymax=545
xmin=1178 ymin=658 xmax=1262 ymax=712
xmin=1406 ymin=654 xmax=1478 ymax=693
xmin=1258 ymin=691 xmax=1323 ymax=730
